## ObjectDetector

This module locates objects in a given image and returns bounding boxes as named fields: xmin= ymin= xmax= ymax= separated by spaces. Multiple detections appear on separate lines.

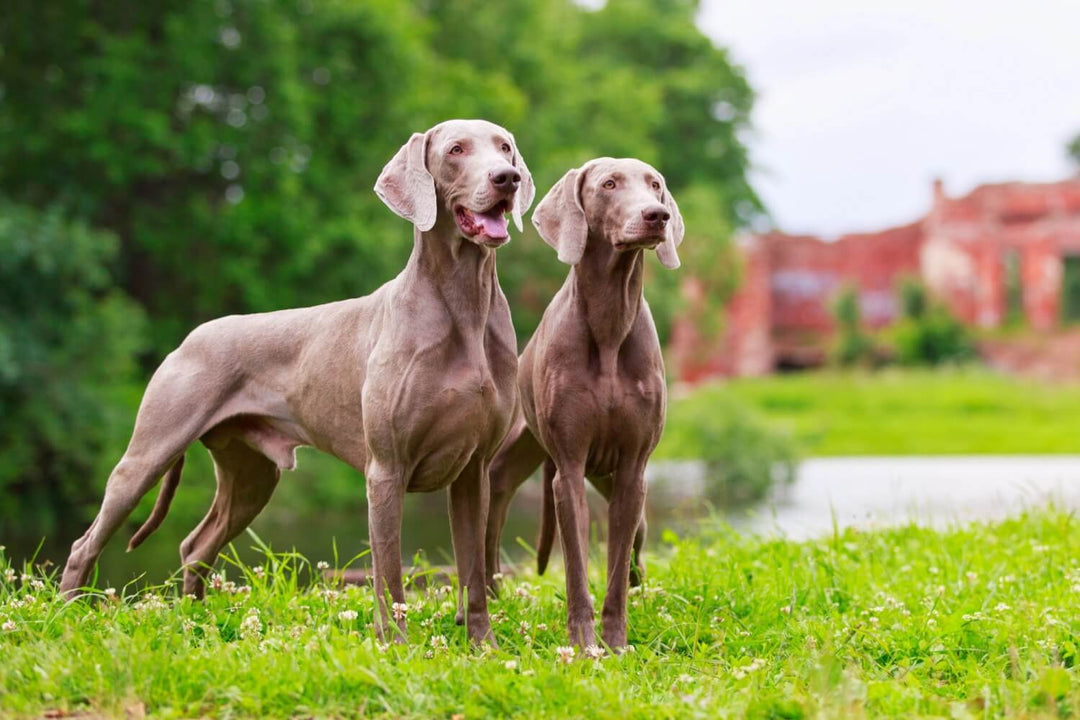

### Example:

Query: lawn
xmin=3 ymin=511 xmax=1080 ymax=718
xmin=662 ymin=369 xmax=1080 ymax=457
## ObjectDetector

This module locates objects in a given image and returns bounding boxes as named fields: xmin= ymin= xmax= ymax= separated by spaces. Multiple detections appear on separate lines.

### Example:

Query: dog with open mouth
xmin=58 ymin=119 xmax=533 ymax=646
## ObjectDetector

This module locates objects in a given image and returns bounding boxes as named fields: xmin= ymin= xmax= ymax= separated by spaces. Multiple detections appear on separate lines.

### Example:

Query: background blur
xmin=2 ymin=0 xmax=1079 ymax=585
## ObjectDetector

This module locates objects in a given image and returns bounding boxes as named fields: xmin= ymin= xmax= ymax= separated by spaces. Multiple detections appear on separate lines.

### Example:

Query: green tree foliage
xmin=1069 ymin=132 xmax=1080 ymax=170
xmin=0 ymin=0 xmax=758 ymax=536
xmin=0 ymin=0 xmax=756 ymax=353
xmin=0 ymin=200 xmax=146 ymax=537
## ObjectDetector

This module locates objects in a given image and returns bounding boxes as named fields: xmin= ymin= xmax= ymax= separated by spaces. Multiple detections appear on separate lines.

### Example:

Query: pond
xmin=12 ymin=456 xmax=1080 ymax=587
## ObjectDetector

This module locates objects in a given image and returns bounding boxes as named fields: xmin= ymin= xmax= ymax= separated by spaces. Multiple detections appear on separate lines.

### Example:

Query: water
xmin=12 ymin=456 xmax=1080 ymax=586
xmin=732 ymin=455 xmax=1080 ymax=539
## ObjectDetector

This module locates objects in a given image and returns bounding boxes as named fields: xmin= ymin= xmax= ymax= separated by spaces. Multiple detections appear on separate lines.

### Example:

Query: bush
xmin=831 ymin=285 xmax=877 ymax=367
xmin=892 ymin=280 xmax=974 ymax=365
xmin=659 ymin=394 xmax=799 ymax=505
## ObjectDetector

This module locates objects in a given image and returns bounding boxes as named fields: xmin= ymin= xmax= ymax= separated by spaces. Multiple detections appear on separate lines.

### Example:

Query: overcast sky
xmin=697 ymin=0 xmax=1080 ymax=237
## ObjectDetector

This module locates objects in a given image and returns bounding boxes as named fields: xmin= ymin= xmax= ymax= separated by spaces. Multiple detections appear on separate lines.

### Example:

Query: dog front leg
xmin=552 ymin=460 xmax=596 ymax=648
xmin=448 ymin=456 xmax=496 ymax=645
xmin=366 ymin=463 xmax=407 ymax=643
xmin=601 ymin=464 xmax=647 ymax=650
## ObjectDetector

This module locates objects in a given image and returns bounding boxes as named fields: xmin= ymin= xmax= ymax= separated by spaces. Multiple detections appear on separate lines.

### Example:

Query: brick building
xmin=672 ymin=177 xmax=1080 ymax=382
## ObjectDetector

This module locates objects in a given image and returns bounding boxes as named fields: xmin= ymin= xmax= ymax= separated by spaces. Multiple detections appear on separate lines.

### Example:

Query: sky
xmin=697 ymin=0 xmax=1080 ymax=237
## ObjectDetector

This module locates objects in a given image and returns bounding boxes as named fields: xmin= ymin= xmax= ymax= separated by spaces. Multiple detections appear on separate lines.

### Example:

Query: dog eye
xmin=501 ymin=143 xmax=511 ymax=153
xmin=602 ymin=179 xmax=616 ymax=189
xmin=449 ymin=145 xmax=464 ymax=155
xmin=651 ymin=181 xmax=661 ymax=190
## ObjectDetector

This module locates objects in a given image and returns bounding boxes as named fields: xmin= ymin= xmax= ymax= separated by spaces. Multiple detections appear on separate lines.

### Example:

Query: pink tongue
xmin=475 ymin=210 xmax=509 ymax=239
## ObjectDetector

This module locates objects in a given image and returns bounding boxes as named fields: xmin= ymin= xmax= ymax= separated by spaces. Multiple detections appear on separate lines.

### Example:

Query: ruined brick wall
xmin=673 ymin=177 xmax=1080 ymax=382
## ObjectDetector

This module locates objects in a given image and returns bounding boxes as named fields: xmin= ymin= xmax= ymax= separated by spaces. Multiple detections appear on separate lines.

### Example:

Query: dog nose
xmin=489 ymin=168 xmax=521 ymax=191
xmin=642 ymin=205 xmax=670 ymax=226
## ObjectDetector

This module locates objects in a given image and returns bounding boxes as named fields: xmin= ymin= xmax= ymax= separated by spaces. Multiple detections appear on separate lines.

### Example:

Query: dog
xmin=484 ymin=158 xmax=683 ymax=649
xmin=59 ymin=119 xmax=534 ymax=644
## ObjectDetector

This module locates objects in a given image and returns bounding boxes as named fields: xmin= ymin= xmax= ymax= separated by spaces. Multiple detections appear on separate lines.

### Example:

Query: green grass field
xmin=3 ymin=511 xmax=1080 ymax=718
xmin=661 ymin=369 xmax=1080 ymax=457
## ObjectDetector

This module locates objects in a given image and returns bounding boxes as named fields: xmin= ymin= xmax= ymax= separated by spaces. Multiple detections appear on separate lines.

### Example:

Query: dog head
xmin=375 ymin=119 xmax=534 ymax=249
xmin=531 ymin=158 xmax=684 ymax=269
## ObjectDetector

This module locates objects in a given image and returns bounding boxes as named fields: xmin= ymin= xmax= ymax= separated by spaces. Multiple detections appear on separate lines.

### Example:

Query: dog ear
xmin=509 ymin=132 xmax=535 ymax=233
xmin=532 ymin=165 xmax=588 ymax=265
xmin=374 ymin=131 xmax=437 ymax=231
xmin=656 ymin=181 xmax=684 ymax=270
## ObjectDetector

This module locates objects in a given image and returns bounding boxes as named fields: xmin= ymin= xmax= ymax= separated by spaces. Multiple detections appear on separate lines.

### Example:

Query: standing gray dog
xmin=485 ymin=158 xmax=683 ymax=650
xmin=59 ymin=119 xmax=533 ymax=644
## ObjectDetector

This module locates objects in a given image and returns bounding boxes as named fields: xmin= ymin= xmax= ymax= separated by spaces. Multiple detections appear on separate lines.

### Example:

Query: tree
xmin=0 ymin=200 xmax=146 ymax=538
xmin=1069 ymin=132 xmax=1080 ymax=170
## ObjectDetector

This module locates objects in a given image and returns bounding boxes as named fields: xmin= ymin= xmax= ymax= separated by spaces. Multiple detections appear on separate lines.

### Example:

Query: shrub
xmin=831 ymin=285 xmax=877 ymax=367
xmin=659 ymin=395 xmax=799 ymax=505
xmin=892 ymin=279 xmax=974 ymax=365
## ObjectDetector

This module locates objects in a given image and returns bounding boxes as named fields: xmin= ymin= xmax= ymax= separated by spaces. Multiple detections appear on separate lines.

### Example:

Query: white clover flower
xmin=430 ymin=634 xmax=448 ymax=652
xmin=103 ymin=587 xmax=117 ymax=598
xmin=995 ymin=603 xmax=1011 ymax=612
xmin=504 ymin=660 xmax=518 ymax=670
xmin=316 ymin=561 xmax=330 ymax=571
xmin=2 ymin=620 xmax=15 ymax=632
xmin=928 ymin=566 xmax=939 ymax=575
xmin=965 ymin=571 xmax=978 ymax=583
xmin=338 ymin=610 xmax=358 ymax=622
xmin=239 ymin=609 xmax=262 ymax=640
xmin=536 ymin=622 xmax=548 ymax=632
xmin=252 ymin=565 xmax=265 ymax=578
xmin=584 ymin=645 xmax=604 ymax=660
xmin=517 ymin=621 xmax=531 ymax=636
xmin=3 ymin=569 xmax=15 ymax=584
xmin=134 ymin=594 xmax=168 ymax=612
xmin=492 ymin=572 xmax=504 ymax=581
xmin=392 ymin=602 xmax=408 ymax=621
xmin=515 ymin=586 xmax=533 ymax=600
xmin=556 ymin=646 xmax=575 ymax=664
xmin=424 ymin=650 xmax=434 ymax=659
xmin=439 ymin=585 xmax=453 ymax=596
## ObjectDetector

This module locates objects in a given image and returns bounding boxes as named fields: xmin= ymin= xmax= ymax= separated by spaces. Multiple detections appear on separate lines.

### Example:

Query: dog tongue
xmin=475 ymin=209 xmax=509 ymax=239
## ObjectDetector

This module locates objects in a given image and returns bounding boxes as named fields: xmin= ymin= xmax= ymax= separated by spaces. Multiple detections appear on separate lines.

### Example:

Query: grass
xmin=662 ymin=368 xmax=1080 ymax=457
xmin=3 ymin=511 xmax=1080 ymax=718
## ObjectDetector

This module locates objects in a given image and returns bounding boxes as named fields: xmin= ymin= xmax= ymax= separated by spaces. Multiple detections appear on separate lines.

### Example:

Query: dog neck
xmin=570 ymin=235 xmax=646 ymax=359
xmin=405 ymin=222 xmax=500 ymax=335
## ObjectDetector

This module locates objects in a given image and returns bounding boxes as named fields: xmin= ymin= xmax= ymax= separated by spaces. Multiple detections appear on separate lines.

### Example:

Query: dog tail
xmin=128 ymin=455 xmax=185 ymax=551
xmin=536 ymin=459 xmax=556 ymax=575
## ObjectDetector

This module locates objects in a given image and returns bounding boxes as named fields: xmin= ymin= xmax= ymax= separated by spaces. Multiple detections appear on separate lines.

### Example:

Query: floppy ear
xmin=531 ymin=166 xmax=588 ymax=265
xmin=656 ymin=183 xmax=685 ymax=270
xmin=509 ymin=132 xmax=535 ymax=233
xmin=374 ymin=131 xmax=437 ymax=231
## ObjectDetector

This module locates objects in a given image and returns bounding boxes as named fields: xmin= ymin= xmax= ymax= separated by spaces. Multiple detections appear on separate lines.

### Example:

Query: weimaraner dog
xmin=59 ymin=119 xmax=534 ymax=644
xmin=485 ymin=158 xmax=683 ymax=649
